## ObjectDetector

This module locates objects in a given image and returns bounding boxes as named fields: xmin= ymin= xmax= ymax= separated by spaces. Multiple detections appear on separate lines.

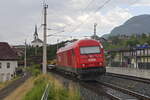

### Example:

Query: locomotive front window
xmin=80 ymin=46 xmax=100 ymax=54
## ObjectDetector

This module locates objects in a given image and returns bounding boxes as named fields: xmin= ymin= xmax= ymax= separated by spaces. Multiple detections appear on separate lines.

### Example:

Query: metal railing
xmin=41 ymin=83 xmax=50 ymax=100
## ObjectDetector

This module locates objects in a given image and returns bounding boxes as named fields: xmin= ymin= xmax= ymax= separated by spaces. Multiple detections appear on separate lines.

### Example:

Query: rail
xmin=98 ymin=81 xmax=150 ymax=100
xmin=41 ymin=83 xmax=50 ymax=100
xmin=106 ymin=72 xmax=150 ymax=84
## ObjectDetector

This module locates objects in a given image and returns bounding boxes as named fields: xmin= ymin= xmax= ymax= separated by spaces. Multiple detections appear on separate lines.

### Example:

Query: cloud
xmin=132 ymin=0 xmax=150 ymax=6
xmin=0 ymin=0 xmax=141 ymax=44
xmin=61 ymin=7 xmax=132 ymax=36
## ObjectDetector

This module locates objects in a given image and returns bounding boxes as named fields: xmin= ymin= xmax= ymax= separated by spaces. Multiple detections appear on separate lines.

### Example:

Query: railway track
xmin=48 ymin=69 xmax=150 ymax=100
xmin=49 ymin=69 xmax=123 ymax=100
xmin=97 ymin=81 xmax=150 ymax=100
xmin=106 ymin=72 xmax=150 ymax=84
xmin=81 ymin=81 xmax=138 ymax=100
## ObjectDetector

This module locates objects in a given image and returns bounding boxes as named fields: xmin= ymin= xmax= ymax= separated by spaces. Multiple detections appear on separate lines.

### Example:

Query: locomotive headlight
xmin=99 ymin=62 xmax=102 ymax=66
xmin=82 ymin=64 xmax=85 ymax=67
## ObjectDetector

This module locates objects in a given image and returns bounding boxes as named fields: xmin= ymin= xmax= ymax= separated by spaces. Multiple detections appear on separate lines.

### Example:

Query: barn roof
xmin=0 ymin=42 xmax=18 ymax=60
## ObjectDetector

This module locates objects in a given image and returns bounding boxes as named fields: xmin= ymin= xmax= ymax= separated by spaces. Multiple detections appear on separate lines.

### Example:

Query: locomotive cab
xmin=75 ymin=40 xmax=106 ymax=79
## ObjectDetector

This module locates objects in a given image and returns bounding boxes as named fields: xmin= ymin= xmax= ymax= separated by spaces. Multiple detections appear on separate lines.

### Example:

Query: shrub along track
xmin=0 ymin=72 xmax=31 ymax=100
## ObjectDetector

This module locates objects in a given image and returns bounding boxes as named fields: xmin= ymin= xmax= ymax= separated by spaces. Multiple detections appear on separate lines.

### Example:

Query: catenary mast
xmin=42 ymin=3 xmax=48 ymax=74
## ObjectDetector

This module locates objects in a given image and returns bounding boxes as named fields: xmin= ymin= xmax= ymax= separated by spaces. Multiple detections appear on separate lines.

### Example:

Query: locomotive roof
xmin=57 ymin=39 xmax=101 ymax=53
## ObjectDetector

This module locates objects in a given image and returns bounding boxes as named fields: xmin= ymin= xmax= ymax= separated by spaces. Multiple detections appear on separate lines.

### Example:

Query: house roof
xmin=0 ymin=42 xmax=18 ymax=60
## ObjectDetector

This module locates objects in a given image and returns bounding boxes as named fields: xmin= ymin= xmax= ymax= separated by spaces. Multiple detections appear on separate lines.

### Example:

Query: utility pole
xmin=24 ymin=40 xmax=27 ymax=68
xmin=43 ymin=3 xmax=48 ymax=74
xmin=57 ymin=39 xmax=59 ymax=50
xmin=94 ymin=23 xmax=97 ymax=40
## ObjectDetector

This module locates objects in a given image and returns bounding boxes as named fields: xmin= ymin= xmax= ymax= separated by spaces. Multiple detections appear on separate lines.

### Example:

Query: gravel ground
xmin=49 ymin=72 xmax=111 ymax=100
xmin=97 ymin=75 xmax=150 ymax=97
xmin=0 ymin=72 xmax=31 ymax=99
xmin=79 ymin=85 xmax=109 ymax=100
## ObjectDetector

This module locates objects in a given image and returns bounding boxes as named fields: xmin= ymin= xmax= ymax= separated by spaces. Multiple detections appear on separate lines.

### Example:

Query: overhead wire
xmin=95 ymin=0 xmax=111 ymax=12
xmin=67 ymin=0 xmax=112 ymax=35
xmin=81 ymin=0 xmax=97 ymax=14
xmin=47 ymin=34 xmax=90 ymax=38
xmin=49 ymin=0 xmax=111 ymax=39
xmin=47 ymin=30 xmax=65 ymax=37
xmin=37 ymin=0 xmax=49 ymax=35
xmin=41 ymin=0 xmax=97 ymax=38
xmin=63 ymin=0 xmax=97 ymax=32
xmin=39 ymin=0 xmax=111 ymax=40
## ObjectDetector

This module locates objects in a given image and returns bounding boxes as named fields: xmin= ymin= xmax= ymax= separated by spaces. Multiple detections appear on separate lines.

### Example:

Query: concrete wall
xmin=0 ymin=61 xmax=18 ymax=82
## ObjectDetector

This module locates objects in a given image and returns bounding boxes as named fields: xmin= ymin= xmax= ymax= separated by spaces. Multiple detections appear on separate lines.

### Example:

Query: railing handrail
xmin=41 ymin=83 xmax=50 ymax=100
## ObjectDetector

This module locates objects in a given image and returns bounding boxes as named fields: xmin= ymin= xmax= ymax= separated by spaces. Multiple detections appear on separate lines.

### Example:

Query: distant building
xmin=0 ymin=42 xmax=18 ymax=82
xmin=108 ymin=44 xmax=150 ymax=69
xmin=31 ymin=25 xmax=43 ymax=47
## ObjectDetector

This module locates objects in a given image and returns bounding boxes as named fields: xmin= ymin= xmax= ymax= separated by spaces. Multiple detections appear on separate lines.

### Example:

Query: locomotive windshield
xmin=80 ymin=46 xmax=100 ymax=54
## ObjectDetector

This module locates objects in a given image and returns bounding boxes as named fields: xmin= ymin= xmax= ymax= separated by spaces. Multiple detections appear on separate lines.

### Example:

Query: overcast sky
xmin=0 ymin=0 xmax=150 ymax=45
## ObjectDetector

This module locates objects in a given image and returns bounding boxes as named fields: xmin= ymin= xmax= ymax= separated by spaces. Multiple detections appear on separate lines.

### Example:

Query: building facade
xmin=108 ymin=45 xmax=150 ymax=69
xmin=0 ymin=42 xmax=18 ymax=82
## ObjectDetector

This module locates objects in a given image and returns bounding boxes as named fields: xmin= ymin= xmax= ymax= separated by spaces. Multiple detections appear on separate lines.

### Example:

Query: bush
xmin=48 ymin=80 xmax=80 ymax=100
xmin=22 ymin=76 xmax=47 ymax=100
xmin=27 ymin=64 xmax=41 ymax=77
xmin=22 ymin=75 xmax=81 ymax=100
xmin=32 ymin=69 xmax=41 ymax=76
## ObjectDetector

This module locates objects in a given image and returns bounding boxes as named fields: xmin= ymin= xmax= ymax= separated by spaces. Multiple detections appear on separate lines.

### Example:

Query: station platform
xmin=106 ymin=67 xmax=150 ymax=79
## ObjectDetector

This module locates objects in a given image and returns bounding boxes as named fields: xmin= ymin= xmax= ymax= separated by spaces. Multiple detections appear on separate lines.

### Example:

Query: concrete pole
xmin=24 ymin=40 xmax=27 ymax=68
xmin=43 ymin=4 xmax=48 ymax=74
xmin=94 ymin=23 xmax=97 ymax=40
xmin=57 ymin=39 xmax=59 ymax=51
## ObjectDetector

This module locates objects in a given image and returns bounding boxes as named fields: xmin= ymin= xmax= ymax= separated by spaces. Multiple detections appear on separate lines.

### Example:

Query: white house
xmin=31 ymin=25 xmax=43 ymax=47
xmin=0 ymin=42 xmax=18 ymax=82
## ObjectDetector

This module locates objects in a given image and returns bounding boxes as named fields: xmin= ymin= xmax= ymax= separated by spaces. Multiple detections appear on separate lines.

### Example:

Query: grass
xmin=4 ymin=64 xmax=81 ymax=100
xmin=22 ymin=74 xmax=81 ymax=100
xmin=22 ymin=75 xmax=47 ymax=100
xmin=26 ymin=64 xmax=41 ymax=77
xmin=48 ymin=75 xmax=81 ymax=100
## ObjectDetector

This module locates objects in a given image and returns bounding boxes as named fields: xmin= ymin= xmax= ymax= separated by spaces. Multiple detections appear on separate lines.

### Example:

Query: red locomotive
xmin=56 ymin=39 xmax=106 ymax=80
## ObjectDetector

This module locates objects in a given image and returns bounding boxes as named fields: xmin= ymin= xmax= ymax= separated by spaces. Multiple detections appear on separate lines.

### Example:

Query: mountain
xmin=110 ymin=14 xmax=150 ymax=36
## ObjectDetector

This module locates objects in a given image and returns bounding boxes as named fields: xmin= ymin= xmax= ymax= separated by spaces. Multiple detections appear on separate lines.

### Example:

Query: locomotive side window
xmin=80 ymin=46 xmax=100 ymax=54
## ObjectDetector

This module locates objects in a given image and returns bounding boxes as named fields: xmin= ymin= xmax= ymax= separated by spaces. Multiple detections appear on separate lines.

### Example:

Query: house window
xmin=0 ymin=63 xmax=1 ymax=68
xmin=7 ymin=63 xmax=10 ymax=68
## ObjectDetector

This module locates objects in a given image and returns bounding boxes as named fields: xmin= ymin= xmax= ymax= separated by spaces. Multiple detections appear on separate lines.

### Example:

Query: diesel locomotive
xmin=56 ymin=39 xmax=106 ymax=80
